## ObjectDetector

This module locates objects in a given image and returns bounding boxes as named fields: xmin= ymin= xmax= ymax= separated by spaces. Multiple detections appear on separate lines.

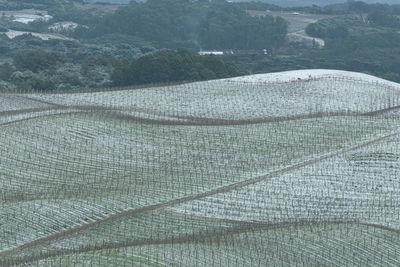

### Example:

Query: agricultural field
xmin=1 ymin=69 xmax=400 ymax=266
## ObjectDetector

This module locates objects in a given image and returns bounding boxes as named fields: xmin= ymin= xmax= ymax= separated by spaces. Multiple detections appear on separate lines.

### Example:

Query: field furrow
xmin=2 ymin=70 xmax=400 ymax=266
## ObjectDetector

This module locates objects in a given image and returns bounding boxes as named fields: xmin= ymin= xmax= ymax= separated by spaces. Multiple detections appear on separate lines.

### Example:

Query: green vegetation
xmin=367 ymin=10 xmax=400 ymax=28
xmin=13 ymin=50 xmax=66 ymax=72
xmin=198 ymin=3 xmax=287 ymax=50
xmin=0 ymin=45 xmax=244 ymax=91
xmin=228 ymin=7 xmax=400 ymax=83
xmin=112 ymin=49 xmax=247 ymax=86
xmin=301 ymin=14 xmax=400 ymax=82
xmin=0 ymin=0 xmax=83 ymax=11
xmin=1 ymin=0 xmax=400 ymax=88
xmin=0 ymin=0 xmax=273 ymax=90
xmin=0 ymin=43 xmax=115 ymax=91
xmin=72 ymin=0 xmax=288 ymax=50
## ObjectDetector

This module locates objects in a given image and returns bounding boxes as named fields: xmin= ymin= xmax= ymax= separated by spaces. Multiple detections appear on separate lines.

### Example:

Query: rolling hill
xmin=230 ymin=0 xmax=400 ymax=7
xmin=1 ymin=69 xmax=400 ymax=266
xmin=85 ymin=0 xmax=400 ymax=6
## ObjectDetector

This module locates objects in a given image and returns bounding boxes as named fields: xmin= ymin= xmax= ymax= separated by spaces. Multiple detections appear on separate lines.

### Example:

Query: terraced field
xmin=1 ymin=69 xmax=400 ymax=266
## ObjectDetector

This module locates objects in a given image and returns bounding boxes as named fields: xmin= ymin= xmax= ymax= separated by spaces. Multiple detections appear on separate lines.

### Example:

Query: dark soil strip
xmin=0 ymin=106 xmax=69 ymax=117
xmin=363 ymin=104 xmax=400 ymax=116
xmin=0 ymin=220 xmax=359 ymax=266
xmin=3 ymin=220 xmax=399 ymax=266
xmin=18 ymin=95 xmax=65 ymax=108
xmin=0 ymin=104 xmax=364 ymax=127
xmin=84 ymin=109 xmax=382 ymax=127
xmin=1 ymin=129 xmax=399 ymax=258
xmin=1 ymin=94 xmax=399 ymax=127
xmin=0 ymin=110 xmax=85 ymax=128
xmin=361 ymin=223 xmax=400 ymax=234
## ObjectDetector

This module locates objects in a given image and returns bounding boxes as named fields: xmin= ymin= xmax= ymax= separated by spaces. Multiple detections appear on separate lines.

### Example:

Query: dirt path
xmin=0 ymin=102 xmax=390 ymax=128
xmin=3 ymin=90 xmax=400 ymax=127
xmin=0 ymin=109 xmax=85 ymax=128
xmin=1 ymin=128 xmax=400 ymax=259
xmin=2 ymin=220 xmax=399 ymax=266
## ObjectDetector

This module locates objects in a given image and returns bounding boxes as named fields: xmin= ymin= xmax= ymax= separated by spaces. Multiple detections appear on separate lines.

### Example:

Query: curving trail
xmin=1 ymin=126 xmax=400 ymax=258
xmin=0 ymin=104 xmax=357 ymax=127
xmin=2 ymin=220 xmax=399 ymax=266
xmin=1 ymin=101 xmax=398 ymax=128
xmin=0 ymin=109 xmax=85 ymax=127
xmin=2 ymin=90 xmax=400 ymax=127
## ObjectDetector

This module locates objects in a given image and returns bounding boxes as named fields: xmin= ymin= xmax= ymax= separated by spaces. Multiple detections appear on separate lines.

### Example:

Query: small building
xmin=198 ymin=51 xmax=224 ymax=56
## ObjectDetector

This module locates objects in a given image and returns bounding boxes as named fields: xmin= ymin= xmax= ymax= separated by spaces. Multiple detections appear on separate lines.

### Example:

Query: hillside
xmin=2 ymin=0 xmax=400 ymax=92
xmin=1 ymin=69 xmax=400 ymax=265
xmin=84 ymin=0 xmax=130 ymax=3
xmin=230 ymin=0 xmax=400 ymax=7
xmin=86 ymin=0 xmax=400 ymax=6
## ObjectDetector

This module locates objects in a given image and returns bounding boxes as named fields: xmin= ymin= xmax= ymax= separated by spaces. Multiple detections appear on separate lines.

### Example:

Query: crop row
xmin=0 ymin=113 xmax=398 ymax=256
xmin=6 ymin=223 xmax=400 ymax=266
xmin=169 ymin=134 xmax=400 ymax=230
xmin=24 ymin=76 xmax=400 ymax=121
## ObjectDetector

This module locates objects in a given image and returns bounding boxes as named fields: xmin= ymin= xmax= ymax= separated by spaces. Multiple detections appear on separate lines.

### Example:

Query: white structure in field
xmin=49 ymin=21 xmax=81 ymax=32
xmin=198 ymin=51 xmax=224 ymax=56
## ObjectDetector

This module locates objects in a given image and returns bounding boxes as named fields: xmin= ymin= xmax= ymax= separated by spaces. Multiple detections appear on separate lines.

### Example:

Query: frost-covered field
xmin=1 ymin=70 xmax=400 ymax=266
xmin=0 ymin=94 xmax=56 ymax=112
xmin=26 ymin=70 xmax=400 ymax=122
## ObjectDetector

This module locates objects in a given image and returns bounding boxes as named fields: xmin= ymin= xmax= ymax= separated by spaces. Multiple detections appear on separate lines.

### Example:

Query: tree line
xmin=0 ymin=48 xmax=246 ymax=91
xmin=71 ymin=0 xmax=288 ymax=50
xmin=112 ymin=49 xmax=247 ymax=86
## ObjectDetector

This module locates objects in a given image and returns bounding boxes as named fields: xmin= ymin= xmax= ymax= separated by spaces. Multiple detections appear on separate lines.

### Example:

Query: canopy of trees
xmin=73 ymin=0 xmax=288 ymax=50
xmin=13 ymin=50 xmax=66 ymax=72
xmin=0 ymin=0 xmax=83 ymax=10
xmin=199 ymin=3 xmax=287 ymax=50
xmin=367 ymin=10 xmax=400 ymax=28
xmin=112 ymin=49 xmax=247 ymax=86
xmin=254 ymin=11 xmax=400 ymax=83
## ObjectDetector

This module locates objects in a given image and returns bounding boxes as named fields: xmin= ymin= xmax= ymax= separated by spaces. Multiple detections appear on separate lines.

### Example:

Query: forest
xmin=112 ymin=49 xmax=247 ymax=86
xmin=1 ymin=0 xmax=400 ymax=90
xmin=225 ymin=1 xmax=400 ymax=83
xmin=0 ymin=0 xmax=288 ymax=91
xmin=71 ymin=0 xmax=288 ymax=50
